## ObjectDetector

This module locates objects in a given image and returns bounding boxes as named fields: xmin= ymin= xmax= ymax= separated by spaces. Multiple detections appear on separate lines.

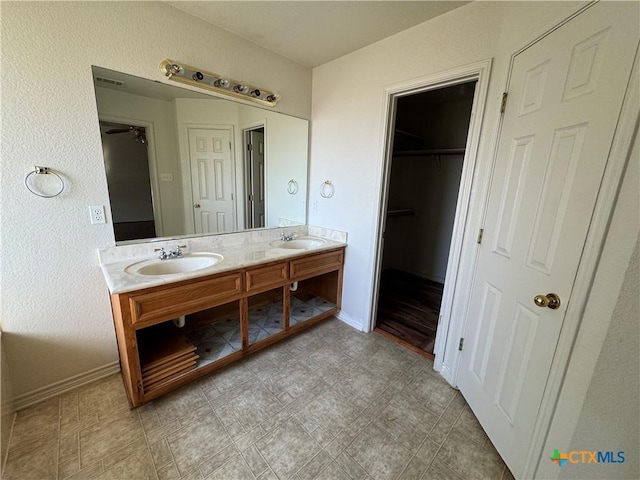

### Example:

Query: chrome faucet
xmin=281 ymin=232 xmax=297 ymax=241
xmin=154 ymin=245 xmax=186 ymax=260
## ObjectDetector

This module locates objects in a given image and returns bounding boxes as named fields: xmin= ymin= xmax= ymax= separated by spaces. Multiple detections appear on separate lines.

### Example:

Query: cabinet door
xmin=245 ymin=262 xmax=288 ymax=294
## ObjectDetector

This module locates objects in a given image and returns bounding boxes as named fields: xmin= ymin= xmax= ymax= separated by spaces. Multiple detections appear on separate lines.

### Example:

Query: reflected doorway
xmin=100 ymin=121 xmax=157 ymax=241
xmin=244 ymin=126 xmax=266 ymax=229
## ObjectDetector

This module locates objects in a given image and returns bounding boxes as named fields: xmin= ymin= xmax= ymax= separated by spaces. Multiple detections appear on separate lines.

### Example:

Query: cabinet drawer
xmin=245 ymin=262 xmax=288 ymax=294
xmin=290 ymin=249 xmax=344 ymax=281
xmin=129 ymin=273 xmax=242 ymax=326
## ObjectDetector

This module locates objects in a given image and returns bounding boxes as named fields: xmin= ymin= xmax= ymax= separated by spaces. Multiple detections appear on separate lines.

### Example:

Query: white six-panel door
xmin=457 ymin=3 xmax=639 ymax=477
xmin=188 ymin=128 xmax=235 ymax=234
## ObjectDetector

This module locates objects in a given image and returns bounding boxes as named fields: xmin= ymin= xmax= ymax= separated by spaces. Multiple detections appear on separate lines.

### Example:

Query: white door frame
xmin=99 ymin=114 xmax=164 ymax=238
xmin=179 ymin=124 xmax=237 ymax=234
xmin=370 ymin=59 xmax=493 ymax=378
xmin=448 ymin=3 xmax=639 ymax=476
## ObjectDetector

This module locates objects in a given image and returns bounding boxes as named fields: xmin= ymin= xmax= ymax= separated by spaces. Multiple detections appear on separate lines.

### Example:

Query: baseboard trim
xmin=13 ymin=362 xmax=121 ymax=411
xmin=336 ymin=311 xmax=364 ymax=331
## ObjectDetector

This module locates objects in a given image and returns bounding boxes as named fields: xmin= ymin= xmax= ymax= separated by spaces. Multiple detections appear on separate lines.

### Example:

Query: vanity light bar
xmin=160 ymin=59 xmax=280 ymax=107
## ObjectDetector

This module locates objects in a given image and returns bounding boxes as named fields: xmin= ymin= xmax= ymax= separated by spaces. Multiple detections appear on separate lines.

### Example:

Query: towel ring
xmin=320 ymin=180 xmax=334 ymax=198
xmin=24 ymin=166 xmax=65 ymax=198
xmin=287 ymin=179 xmax=299 ymax=195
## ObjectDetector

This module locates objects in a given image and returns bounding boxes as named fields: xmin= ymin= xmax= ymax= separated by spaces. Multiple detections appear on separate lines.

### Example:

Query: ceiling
xmin=167 ymin=1 xmax=470 ymax=68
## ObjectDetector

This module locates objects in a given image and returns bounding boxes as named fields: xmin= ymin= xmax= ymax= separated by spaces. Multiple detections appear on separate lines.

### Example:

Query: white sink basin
xmin=125 ymin=252 xmax=223 ymax=276
xmin=270 ymin=236 xmax=327 ymax=250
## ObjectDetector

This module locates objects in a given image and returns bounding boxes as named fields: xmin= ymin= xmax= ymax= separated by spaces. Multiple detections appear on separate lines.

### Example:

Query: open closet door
xmin=456 ymin=3 xmax=639 ymax=477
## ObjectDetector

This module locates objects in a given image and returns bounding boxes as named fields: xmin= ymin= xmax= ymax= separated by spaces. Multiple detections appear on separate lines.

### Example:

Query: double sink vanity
xmin=99 ymin=226 xmax=347 ymax=407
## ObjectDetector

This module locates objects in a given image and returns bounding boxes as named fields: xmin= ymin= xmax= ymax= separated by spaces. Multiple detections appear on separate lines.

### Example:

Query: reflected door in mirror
xmin=188 ymin=128 xmax=235 ymax=234
xmin=246 ymin=128 xmax=265 ymax=229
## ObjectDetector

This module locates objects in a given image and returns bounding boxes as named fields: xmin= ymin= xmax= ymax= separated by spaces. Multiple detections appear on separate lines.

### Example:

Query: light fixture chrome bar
xmin=160 ymin=59 xmax=280 ymax=107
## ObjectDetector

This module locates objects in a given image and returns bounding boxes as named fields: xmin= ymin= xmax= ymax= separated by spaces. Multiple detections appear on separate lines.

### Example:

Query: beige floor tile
xmin=79 ymin=409 xmax=144 ymax=468
xmin=242 ymin=444 xmax=269 ymax=476
xmin=154 ymin=383 xmax=210 ymax=425
xmin=167 ymin=410 xmax=232 ymax=476
xmin=227 ymin=382 xmax=286 ymax=428
xmin=8 ymin=397 xmax=59 ymax=448
xmin=3 ymin=436 xmax=58 ymax=480
xmin=397 ymin=455 xmax=430 ymax=480
xmin=406 ymin=368 xmax=458 ymax=409
xmin=453 ymin=405 xmax=490 ymax=446
xmin=204 ymin=452 xmax=254 ymax=480
xmin=315 ymin=461 xmax=352 ymax=480
xmin=436 ymin=429 xmax=505 ymax=480
xmin=198 ymin=444 xmax=239 ymax=478
xmin=255 ymin=417 xmax=321 ymax=478
xmin=376 ymin=390 xmax=439 ymax=451
xmin=295 ymin=386 xmax=363 ymax=437
xmin=345 ymin=422 xmax=413 ymax=480
xmin=423 ymin=460 xmax=465 ymax=480
xmin=77 ymin=374 xmax=129 ymax=421
xmin=95 ymin=446 xmax=156 ymax=480
xmin=333 ymin=364 xmax=389 ymax=403
xmin=296 ymin=449 xmax=333 ymax=480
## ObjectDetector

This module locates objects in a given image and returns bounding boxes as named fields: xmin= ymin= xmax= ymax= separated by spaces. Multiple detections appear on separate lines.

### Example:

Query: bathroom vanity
xmin=100 ymin=228 xmax=346 ymax=407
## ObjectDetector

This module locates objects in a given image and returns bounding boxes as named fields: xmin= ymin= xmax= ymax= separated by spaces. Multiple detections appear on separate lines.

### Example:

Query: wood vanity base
xmin=110 ymin=247 xmax=345 ymax=407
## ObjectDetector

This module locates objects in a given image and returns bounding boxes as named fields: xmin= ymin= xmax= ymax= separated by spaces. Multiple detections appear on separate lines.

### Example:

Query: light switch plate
xmin=160 ymin=173 xmax=174 ymax=182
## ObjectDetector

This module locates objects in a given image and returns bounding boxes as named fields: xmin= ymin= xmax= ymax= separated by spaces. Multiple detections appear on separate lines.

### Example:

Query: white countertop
xmin=99 ymin=227 xmax=347 ymax=294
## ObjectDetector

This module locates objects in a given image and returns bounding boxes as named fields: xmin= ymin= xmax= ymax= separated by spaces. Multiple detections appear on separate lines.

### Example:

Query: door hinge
xmin=248 ymin=194 xmax=254 ymax=202
xmin=500 ymin=92 xmax=508 ymax=114
xmin=229 ymin=142 xmax=231 ymax=149
xmin=477 ymin=228 xmax=484 ymax=244
xmin=247 ymin=143 xmax=253 ymax=151
xmin=459 ymin=338 xmax=464 ymax=351
xmin=137 ymin=380 xmax=143 ymax=392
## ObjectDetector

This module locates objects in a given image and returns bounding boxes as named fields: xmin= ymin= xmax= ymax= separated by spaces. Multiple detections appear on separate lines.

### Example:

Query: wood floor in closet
xmin=375 ymin=269 xmax=443 ymax=358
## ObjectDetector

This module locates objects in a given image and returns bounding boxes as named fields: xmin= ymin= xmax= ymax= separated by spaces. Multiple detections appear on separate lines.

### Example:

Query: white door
xmin=247 ymin=130 xmax=265 ymax=228
xmin=188 ymin=128 xmax=235 ymax=234
xmin=457 ymin=3 xmax=638 ymax=477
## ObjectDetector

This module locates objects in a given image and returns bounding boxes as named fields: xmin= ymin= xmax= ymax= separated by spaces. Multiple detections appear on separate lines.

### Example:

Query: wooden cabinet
xmin=110 ymin=247 xmax=344 ymax=407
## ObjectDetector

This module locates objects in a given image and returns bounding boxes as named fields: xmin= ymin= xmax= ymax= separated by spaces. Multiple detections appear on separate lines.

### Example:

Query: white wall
xmin=95 ymin=87 xmax=185 ymax=236
xmin=309 ymin=1 xmax=586 ymax=330
xmin=0 ymin=1 xmax=311 ymax=398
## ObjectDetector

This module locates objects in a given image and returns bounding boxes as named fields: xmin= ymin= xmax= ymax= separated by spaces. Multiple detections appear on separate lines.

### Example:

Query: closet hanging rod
xmin=393 ymin=148 xmax=465 ymax=157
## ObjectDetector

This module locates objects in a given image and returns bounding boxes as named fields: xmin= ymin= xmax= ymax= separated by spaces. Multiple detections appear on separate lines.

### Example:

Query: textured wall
xmin=0 ymin=1 xmax=311 ymax=397
xmin=565 ymin=239 xmax=639 ymax=479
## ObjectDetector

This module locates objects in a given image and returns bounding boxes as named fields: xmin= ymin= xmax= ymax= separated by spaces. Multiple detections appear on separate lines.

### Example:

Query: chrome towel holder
xmin=24 ymin=166 xmax=65 ymax=198
xmin=320 ymin=180 xmax=335 ymax=198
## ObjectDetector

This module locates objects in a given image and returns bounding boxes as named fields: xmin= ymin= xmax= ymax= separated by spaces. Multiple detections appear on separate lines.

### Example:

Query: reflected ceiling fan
xmin=105 ymin=126 xmax=147 ymax=144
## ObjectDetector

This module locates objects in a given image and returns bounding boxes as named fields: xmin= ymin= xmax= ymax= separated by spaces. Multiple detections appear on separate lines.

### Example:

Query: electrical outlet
xmin=90 ymin=205 xmax=106 ymax=224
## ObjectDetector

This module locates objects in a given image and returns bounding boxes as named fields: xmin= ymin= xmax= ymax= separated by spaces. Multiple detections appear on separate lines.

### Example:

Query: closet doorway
xmin=375 ymin=81 xmax=477 ymax=359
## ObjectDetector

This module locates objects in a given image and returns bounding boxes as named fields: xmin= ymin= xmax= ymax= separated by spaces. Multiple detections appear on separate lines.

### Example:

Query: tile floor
xmin=3 ymin=318 xmax=514 ymax=480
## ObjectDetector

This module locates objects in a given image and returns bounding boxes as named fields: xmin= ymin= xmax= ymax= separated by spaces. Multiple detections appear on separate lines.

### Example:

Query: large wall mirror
xmin=91 ymin=66 xmax=309 ymax=244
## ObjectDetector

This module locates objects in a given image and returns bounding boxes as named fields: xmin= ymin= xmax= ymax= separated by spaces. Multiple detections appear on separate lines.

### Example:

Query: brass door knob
xmin=534 ymin=293 xmax=561 ymax=310
xmin=193 ymin=203 xmax=201 ymax=208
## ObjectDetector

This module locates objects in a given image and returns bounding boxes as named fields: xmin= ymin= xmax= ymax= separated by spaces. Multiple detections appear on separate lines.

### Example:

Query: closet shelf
xmin=387 ymin=208 xmax=415 ymax=217
xmin=393 ymin=148 xmax=465 ymax=157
